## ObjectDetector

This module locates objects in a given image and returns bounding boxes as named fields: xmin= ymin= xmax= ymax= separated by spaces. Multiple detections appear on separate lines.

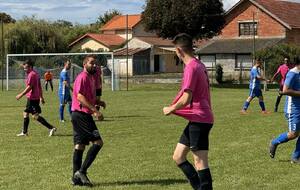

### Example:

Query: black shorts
xmin=279 ymin=85 xmax=283 ymax=92
xmin=24 ymin=99 xmax=41 ymax=114
xmin=72 ymin=111 xmax=102 ymax=145
xmin=179 ymin=122 xmax=213 ymax=151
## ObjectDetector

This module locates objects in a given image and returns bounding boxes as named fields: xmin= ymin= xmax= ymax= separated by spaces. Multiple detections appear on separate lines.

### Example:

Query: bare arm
xmin=63 ymin=81 xmax=73 ymax=91
xmin=77 ymin=93 xmax=99 ymax=115
xmin=16 ymin=85 xmax=32 ymax=100
xmin=281 ymin=85 xmax=300 ymax=97
xmin=163 ymin=90 xmax=192 ymax=115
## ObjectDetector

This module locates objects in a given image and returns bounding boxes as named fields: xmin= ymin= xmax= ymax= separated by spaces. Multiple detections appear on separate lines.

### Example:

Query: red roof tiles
xmin=100 ymin=14 xmax=142 ymax=31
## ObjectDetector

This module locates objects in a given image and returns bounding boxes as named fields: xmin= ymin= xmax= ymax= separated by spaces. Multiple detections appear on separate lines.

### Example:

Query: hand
xmin=40 ymin=97 xmax=45 ymax=104
xmin=16 ymin=94 xmax=22 ymax=100
xmin=163 ymin=106 xmax=173 ymax=116
xmin=92 ymin=110 xmax=101 ymax=118
xmin=266 ymin=79 xmax=270 ymax=83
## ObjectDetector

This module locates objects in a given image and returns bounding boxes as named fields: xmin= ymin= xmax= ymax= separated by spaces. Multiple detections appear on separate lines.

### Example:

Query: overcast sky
xmin=0 ymin=0 xmax=299 ymax=24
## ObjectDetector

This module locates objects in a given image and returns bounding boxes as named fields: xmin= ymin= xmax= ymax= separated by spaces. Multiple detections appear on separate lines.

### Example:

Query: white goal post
xmin=6 ymin=52 xmax=118 ymax=91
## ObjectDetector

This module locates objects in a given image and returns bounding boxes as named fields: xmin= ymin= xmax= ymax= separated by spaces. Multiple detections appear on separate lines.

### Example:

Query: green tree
xmin=0 ymin=12 xmax=16 ymax=23
xmin=255 ymin=43 xmax=300 ymax=77
xmin=142 ymin=0 xmax=225 ymax=39
xmin=96 ymin=9 xmax=122 ymax=26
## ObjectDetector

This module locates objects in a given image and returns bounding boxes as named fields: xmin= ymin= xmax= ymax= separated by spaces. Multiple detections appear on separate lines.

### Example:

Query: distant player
xmin=94 ymin=62 xmax=106 ymax=121
xmin=269 ymin=56 xmax=300 ymax=163
xmin=58 ymin=59 xmax=72 ymax=122
xmin=270 ymin=57 xmax=293 ymax=112
xmin=16 ymin=59 xmax=56 ymax=137
xmin=71 ymin=55 xmax=103 ymax=186
xmin=44 ymin=70 xmax=53 ymax=91
xmin=163 ymin=33 xmax=214 ymax=190
xmin=241 ymin=59 xmax=270 ymax=114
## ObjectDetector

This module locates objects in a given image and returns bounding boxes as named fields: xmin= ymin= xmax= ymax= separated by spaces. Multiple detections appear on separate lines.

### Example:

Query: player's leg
xmin=274 ymin=86 xmax=283 ymax=112
xmin=190 ymin=123 xmax=213 ymax=190
xmin=45 ymin=81 xmax=48 ymax=91
xmin=80 ymin=139 xmax=103 ymax=175
xmin=33 ymin=113 xmax=56 ymax=136
xmin=17 ymin=112 xmax=30 ymax=136
xmin=50 ymin=80 xmax=53 ymax=91
xmin=59 ymin=95 xmax=65 ymax=121
xmin=174 ymin=123 xmax=201 ymax=190
xmin=270 ymin=113 xmax=299 ymax=158
xmin=72 ymin=144 xmax=85 ymax=186
xmin=258 ymin=94 xmax=266 ymax=112
xmin=242 ymin=95 xmax=254 ymax=112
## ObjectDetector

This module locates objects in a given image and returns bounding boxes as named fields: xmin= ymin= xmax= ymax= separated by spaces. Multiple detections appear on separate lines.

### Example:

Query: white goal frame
xmin=6 ymin=52 xmax=116 ymax=91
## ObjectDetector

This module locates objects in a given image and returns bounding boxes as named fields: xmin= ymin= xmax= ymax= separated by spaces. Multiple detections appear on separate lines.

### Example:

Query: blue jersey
xmin=58 ymin=69 xmax=71 ymax=96
xmin=249 ymin=66 xmax=261 ymax=90
xmin=284 ymin=67 xmax=300 ymax=114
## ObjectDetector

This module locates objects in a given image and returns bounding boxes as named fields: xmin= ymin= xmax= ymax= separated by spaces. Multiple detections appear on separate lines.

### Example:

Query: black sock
xmin=178 ymin=161 xmax=200 ymax=190
xmin=23 ymin=117 xmax=29 ymax=134
xmin=275 ymin=95 xmax=282 ymax=109
xmin=37 ymin=116 xmax=53 ymax=129
xmin=73 ymin=149 xmax=84 ymax=175
xmin=80 ymin=144 xmax=102 ymax=174
xmin=198 ymin=168 xmax=213 ymax=190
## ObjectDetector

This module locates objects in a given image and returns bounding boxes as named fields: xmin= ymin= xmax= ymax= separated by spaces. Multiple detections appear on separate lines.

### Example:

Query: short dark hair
xmin=23 ymin=59 xmax=34 ymax=67
xmin=83 ymin=54 xmax=97 ymax=65
xmin=172 ymin=33 xmax=193 ymax=53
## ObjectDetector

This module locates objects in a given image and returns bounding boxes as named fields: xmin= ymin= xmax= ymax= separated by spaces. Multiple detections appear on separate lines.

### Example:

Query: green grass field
xmin=0 ymin=84 xmax=299 ymax=190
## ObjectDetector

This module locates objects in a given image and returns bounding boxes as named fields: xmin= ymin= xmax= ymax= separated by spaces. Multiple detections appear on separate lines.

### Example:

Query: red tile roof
xmin=136 ymin=36 xmax=173 ymax=46
xmin=69 ymin=33 xmax=126 ymax=48
xmin=254 ymin=0 xmax=300 ymax=28
xmin=100 ymin=14 xmax=142 ymax=31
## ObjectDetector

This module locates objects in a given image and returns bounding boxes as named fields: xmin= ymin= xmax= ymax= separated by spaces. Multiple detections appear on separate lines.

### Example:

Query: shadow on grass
xmin=278 ymin=159 xmax=291 ymax=163
xmin=93 ymin=178 xmax=186 ymax=187
xmin=53 ymin=134 xmax=73 ymax=137
xmin=106 ymin=115 xmax=149 ymax=119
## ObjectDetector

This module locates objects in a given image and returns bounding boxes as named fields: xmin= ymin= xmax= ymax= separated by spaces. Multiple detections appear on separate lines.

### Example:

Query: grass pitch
xmin=0 ymin=84 xmax=299 ymax=190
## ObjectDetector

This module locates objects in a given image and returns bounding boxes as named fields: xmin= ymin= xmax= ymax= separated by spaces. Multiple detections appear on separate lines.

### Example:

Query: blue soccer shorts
xmin=249 ymin=88 xmax=262 ymax=98
xmin=285 ymin=113 xmax=300 ymax=132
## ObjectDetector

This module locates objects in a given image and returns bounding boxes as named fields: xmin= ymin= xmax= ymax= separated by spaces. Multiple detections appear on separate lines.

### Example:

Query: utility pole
xmin=1 ymin=19 xmax=4 ymax=91
xmin=126 ymin=14 xmax=129 ymax=91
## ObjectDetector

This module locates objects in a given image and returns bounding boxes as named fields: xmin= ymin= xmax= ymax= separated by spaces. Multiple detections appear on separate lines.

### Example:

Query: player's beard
xmin=86 ymin=67 xmax=96 ymax=75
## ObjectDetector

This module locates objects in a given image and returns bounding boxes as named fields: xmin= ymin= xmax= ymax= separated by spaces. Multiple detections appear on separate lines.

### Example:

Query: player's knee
xmin=172 ymin=153 xmax=185 ymax=165
xmin=32 ymin=114 xmax=39 ymax=120
xmin=23 ymin=112 xmax=29 ymax=118
xmin=94 ymin=139 xmax=103 ymax=147
xmin=75 ymin=144 xmax=85 ymax=150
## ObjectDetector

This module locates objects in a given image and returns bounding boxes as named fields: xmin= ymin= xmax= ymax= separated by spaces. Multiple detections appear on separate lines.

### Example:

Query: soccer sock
xmin=59 ymin=105 xmax=64 ymax=120
xmin=275 ymin=95 xmax=282 ymax=109
xmin=23 ymin=117 xmax=30 ymax=134
xmin=272 ymin=132 xmax=289 ymax=145
xmin=259 ymin=101 xmax=266 ymax=111
xmin=292 ymin=137 xmax=300 ymax=160
xmin=68 ymin=104 xmax=72 ymax=115
xmin=198 ymin=168 xmax=213 ymax=190
xmin=36 ymin=116 xmax=53 ymax=129
xmin=243 ymin=101 xmax=250 ymax=110
xmin=177 ymin=161 xmax=200 ymax=190
xmin=80 ymin=144 xmax=102 ymax=174
xmin=73 ymin=149 xmax=84 ymax=175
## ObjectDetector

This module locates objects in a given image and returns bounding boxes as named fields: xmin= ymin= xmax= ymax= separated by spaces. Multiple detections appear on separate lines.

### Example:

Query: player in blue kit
xmin=269 ymin=57 xmax=300 ymax=163
xmin=58 ymin=59 xmax=72 ymax=122
xmin=241 ymin=59 xmax=269 ymax=114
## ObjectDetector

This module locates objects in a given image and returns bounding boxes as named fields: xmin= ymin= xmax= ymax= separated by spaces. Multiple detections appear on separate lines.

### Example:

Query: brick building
xmin=196 ymin=0 xmax=300 ymax=81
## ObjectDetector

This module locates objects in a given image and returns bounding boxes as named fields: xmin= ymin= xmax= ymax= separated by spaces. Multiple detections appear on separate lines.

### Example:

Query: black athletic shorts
xmin=24 ymin=99 xmax=41 ymax=114
xmin=179 ymin=122 xmax=213 ymax=151
xmin=72 ymin=111 xmax=102 ymax=145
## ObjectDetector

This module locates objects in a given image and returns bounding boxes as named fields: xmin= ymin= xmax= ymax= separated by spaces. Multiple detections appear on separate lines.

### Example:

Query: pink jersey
xmin=25 ymin=70 xmax=42 ymax=100
xmin=72 ymin=71 xmax=96 ymax=114
xmin=94 ymin=65 xmax=102 ymax=90
xmin=275 ymin=64 xmax=289 ymax=86
xmin=172 ymin=58 xmax=214 ymax=123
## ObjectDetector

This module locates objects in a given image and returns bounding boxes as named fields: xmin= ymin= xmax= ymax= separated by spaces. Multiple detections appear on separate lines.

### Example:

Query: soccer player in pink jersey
xmin=71 ymin=55 xmax=103 ymax=186
xmin=270 ymin=57 xmax=294 ymax=112
xmin=16 ymin=59 xmax=56 ymax=137
xmin=163 ymin=33 xmax=214 ymax=190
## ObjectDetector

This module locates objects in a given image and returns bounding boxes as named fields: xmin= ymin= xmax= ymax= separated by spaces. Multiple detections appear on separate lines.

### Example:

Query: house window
xmin=200 ymin=55 xmax=216 ymax=69
xmin=239 ymin=22 xmax=257 ymax=36
xmin=235 ymin=54 xmax=253 ymax=69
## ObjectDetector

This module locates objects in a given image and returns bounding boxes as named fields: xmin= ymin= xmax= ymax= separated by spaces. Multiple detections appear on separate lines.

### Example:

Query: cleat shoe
xmin=49 ymin=127 xmax=57 ymax=137
xmin=291 ymin=158 xmax=300 ymax=164
xmin=71 ymin=176 xmax=83 ymax=186
xmin=60 ymin=120 xmax=65 ymax=123
xmin=17 ymin=132 xmax=28 ymax=137
xmin=269 ymin=142 xmax=278 ymax=159
xmin=262 ymin=111 xmax=271 ymax=115
xmin=74 ymin=171 xmax=93 ymax=187
xmin=240 ymin=110 xmax=248 ymax=115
